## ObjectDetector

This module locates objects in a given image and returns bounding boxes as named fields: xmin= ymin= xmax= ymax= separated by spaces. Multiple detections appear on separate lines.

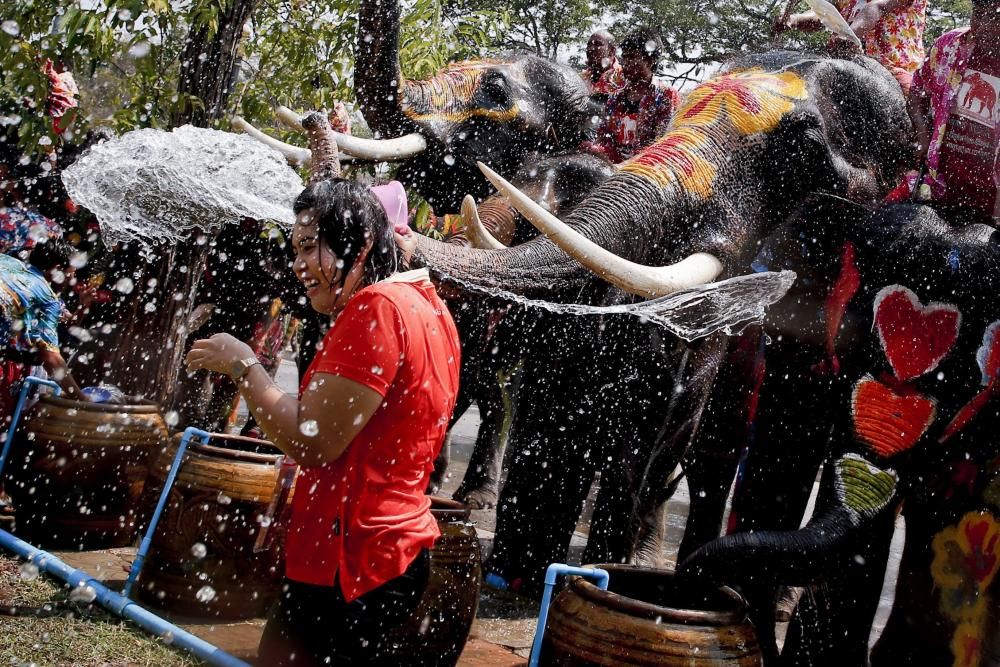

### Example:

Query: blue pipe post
xmin=0 ymin=527 xmax=249 ymax=667
xmin=528 ymin=563 xmax=610 ymax=667
xmin=0 ymin=375 xmax=61 ymax=479
xmin=123 ymin=426 xmax=211 ymax=598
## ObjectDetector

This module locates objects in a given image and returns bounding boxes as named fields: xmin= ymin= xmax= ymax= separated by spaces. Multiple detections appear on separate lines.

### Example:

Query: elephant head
xmin=355 ymin=0 xmax=599 ymax=210
xmin=412 ymin=52 xmax=914 ymax=304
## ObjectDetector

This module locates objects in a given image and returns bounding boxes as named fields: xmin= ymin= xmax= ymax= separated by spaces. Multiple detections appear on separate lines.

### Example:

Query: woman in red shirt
xmin=186 ymin=178 xmax=462 ymax=665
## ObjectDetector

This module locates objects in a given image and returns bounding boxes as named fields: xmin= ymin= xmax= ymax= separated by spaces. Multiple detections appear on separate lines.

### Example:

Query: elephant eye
xmin=479 ymin=74 xmax=511 ymax=108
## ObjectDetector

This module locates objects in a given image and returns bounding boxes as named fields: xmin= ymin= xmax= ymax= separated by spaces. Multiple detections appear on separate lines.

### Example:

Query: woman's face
xmin=292 ymin=208 xmax=368 ymax=316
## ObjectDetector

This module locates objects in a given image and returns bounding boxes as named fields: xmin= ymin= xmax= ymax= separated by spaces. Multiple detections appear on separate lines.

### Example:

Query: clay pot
xmin=7 ymin=394 xmax=167 ymax=549
xmin=383 ymin=496 xmax=483 ymax=665
xmin=542 ymin=564 xmax=762 ymax=666
xmin=136 ymin=433 xmax=290 ymax=619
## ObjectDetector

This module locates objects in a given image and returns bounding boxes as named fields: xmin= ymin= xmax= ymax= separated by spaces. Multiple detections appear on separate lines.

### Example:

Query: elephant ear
xmin=680 ymin=454 xmax=897 ymax=587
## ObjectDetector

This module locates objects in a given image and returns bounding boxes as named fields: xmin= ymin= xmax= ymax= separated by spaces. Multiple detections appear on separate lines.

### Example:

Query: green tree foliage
xmin=0 ymin=0 xmax=505 ymax=161
xmin=604 ymin=0 xmax=971 ymax=85
xmin=448 ymin=0 xmax=596 ymax=58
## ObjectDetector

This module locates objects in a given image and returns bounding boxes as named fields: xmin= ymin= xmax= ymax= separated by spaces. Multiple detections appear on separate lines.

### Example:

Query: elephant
xmin=682 ymin=202 xmax=1000 ymax=667
xmin=407 ymin=50 xmax=914 ymax=590
xmin=446 ymin=152 xmax=615 ymax=509
xmin=354 ymin=0 xmax=601 ymax=211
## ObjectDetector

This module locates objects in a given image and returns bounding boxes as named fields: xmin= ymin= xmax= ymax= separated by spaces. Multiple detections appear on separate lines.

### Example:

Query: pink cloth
xmin=370 ymin=181 xmax=410 ymax=235
xmin=911 ymin=28 xmax=978 ymax=201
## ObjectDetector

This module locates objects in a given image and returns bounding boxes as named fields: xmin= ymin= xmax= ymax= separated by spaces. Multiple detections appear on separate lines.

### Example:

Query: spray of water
xmin=439 ymin=270 xmax=797 ymax=341
xmin=61 ymin=125 xmax=303 ymax=247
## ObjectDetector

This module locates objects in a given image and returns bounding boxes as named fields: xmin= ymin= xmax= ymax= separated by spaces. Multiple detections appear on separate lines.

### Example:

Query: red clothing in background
xmin=285 ymin=270 xmax=461 ymax=601
xmin=591 ymin=78 xmax=679 ymax=163
xmin=937 ymin=54 xmax=1000 ymax=222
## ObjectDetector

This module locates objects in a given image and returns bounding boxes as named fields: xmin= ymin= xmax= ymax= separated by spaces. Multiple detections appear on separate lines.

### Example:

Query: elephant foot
xmin=454 ymin=484 xmax=498 ymax=510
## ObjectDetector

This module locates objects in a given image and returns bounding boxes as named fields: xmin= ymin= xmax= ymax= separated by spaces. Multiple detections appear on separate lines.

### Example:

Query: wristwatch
xmin=230 ymin=356 xmax=261 ymax=381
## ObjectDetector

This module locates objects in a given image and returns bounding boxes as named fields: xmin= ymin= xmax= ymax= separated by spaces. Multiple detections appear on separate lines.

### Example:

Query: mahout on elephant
xmin=683 ymin=202 xmax=1000 ymax=667
xmin=405 ymin=50 xmax=914 ymax=590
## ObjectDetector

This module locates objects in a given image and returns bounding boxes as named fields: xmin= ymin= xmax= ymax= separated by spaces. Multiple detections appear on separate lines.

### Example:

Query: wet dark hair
xmin=292 ymin=178 xmax=400 ymax=290
xmin=29 ymin=239 xmax=74 ymax=272
xmin=621 ymin=27 xmax=663 ymax=65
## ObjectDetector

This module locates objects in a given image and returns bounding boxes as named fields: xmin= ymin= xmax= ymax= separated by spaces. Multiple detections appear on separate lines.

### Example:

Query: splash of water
xmin=62 ymin=125 xmax=303 ymax=247
xmin=439 ymin=270 xmax=797 ymax=341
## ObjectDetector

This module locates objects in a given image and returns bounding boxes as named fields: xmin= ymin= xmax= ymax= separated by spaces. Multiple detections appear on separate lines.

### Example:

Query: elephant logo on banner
xmin=958 ymin=71 xmax=999 ymax=125
xmin=620 ymin=69 xmax=808 ymax=198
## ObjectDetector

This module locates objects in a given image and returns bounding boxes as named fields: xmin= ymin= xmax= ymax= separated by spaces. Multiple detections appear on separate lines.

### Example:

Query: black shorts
xmin=257 ymin=549 xmax=430 ymax=666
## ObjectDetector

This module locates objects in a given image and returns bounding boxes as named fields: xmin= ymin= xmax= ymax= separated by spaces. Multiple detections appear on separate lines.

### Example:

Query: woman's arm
xmin=186 ymin=334 xmax=383 ymax=466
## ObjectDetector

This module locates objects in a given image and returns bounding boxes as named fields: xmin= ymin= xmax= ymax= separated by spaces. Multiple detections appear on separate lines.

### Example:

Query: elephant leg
xmin=485 ymin=427 xmax=598 ymax=592
xmin=782 ymin=507 xmax=896 ymax=667
xmin=426 ymin=431 xmax=450 ymax=496
xmin=454 ymin=359 xmax=522 ymax=509
xmin=679 ymin=328 xmax=765 ymax=562
xmin=731 ymin=344 xmax=839 ymax=535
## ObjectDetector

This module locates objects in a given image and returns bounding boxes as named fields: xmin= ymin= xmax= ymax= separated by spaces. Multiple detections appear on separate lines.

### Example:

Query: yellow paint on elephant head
xmin=931 ymin=511 xmax=1000 ymax=667
xmin=619 ymin=127 xmax=717 ymax=199
xmin=676 ymin=69 xmax=809 ymax=136
xmin=403 ymin=61 xmax=520 ymax=124
xmin=619 ymin=68 xmax=808 ymax=198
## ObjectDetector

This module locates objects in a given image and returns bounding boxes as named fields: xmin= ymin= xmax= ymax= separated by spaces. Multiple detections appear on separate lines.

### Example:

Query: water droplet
xmin=216 ymin=493 xmax=232 ymax=505
xmin=299 ymin=420 xmax=319 ymax=437
xmin=443 ymin=154 xmax=456 ymax=166
xmin=69 ymin=583 xmax=97 ymax=604
xmin=1 ymin=21 xmax=20 ymax=36
xmin=190 ymin=542 xmax=207 ymax=559
xmin=164 ymin=411 xmax=179 ymax=427
xmin=114 ymin=277 xmax=134 ymax=294
xmin=19 ymin=562 xmax=39 ymax=581
xmin=128 ymin=40 xmax=151 ymax=58
xmin=196 ymin=585 xmax=216 ymax=603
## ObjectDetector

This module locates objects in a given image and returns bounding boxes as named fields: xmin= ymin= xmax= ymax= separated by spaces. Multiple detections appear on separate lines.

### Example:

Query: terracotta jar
xmin=8 ymin=394 xmax=167 ymax=549
xmin=542 ymin=564 xmax=762 ymax=666
xmin=383 ymin=497 xmax=483 ymax=665
xmin=136 ymin=433 xmax=290 ymax=619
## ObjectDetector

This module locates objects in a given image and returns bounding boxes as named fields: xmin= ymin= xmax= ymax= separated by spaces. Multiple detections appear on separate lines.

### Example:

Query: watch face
xmin=231 ymin=360 xmax=247 ymax=379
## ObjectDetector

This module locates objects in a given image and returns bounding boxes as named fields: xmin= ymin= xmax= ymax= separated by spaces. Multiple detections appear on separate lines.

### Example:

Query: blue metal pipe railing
xmin=123 ymin=426 xmax=211 ymax=598
xmin=0 ymin=379 xmax=248 ymax=667
xmin=528 ymin=563 xmax=610 ymax=667
xmin=0 ymin=528 xmax=248 ymax=667
xmin=0 ymin=375 xmax=61 ymax=478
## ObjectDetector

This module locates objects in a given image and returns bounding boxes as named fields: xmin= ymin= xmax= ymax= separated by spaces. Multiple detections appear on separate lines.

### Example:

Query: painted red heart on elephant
xmin=852 ymin=375 xmax=936 ymax=458
xmin=873 ymin=286 xmax=961 ymax=382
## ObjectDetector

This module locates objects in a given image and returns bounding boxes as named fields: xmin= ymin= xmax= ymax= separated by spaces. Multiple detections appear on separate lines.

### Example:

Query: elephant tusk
xmin=477 ymin=162 xmax=724 ymax=298
xmin=461 ymin=195 xmax=506 ymax=250
xmin=275 ymin=105 xmax=305 ymax=131
xmin=231 ymin=116 xmax=312 ymax=167
xmin=276 ymin=105 xmax=426 ymax=161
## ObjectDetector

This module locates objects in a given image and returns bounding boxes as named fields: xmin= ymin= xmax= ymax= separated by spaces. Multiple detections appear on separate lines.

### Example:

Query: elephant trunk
xmin=680 ymin=510 xmax=855 ymax=588
xmin=301 ymin=112 xmax=340 ymax=182
xmin=476 ymin=196 xmax=518 ymax=246
xmin=414 ymin=173 xmax=679 ymax=300
xmin=356 ymin=0 xmax=411 ymax=137
xmin=680 ymin=454 xmax=898 ymax=588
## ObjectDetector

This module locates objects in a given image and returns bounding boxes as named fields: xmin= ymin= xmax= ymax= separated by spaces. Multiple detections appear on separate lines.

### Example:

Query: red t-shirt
xmin=938 ymin=55 xmax=1000 ymax=221
xmin=285 ymin=270 xmax=461 ymax=601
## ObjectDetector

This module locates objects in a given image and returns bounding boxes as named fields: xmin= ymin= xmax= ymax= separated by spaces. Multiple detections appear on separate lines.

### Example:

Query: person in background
xmin=782 ymin=0 xmax=927 ymax=92
xmin=902 ymin=0 xmax=1000 ymax=225
xmin=186 ymin=178 xmax=461 ymax=665
xmin=582 ymin=29 xmax=625 ymax=102
xmin=586 ymin=27 xmax=680 ymax=164
xmin=0 ymin=240 xmax=85 ymax=409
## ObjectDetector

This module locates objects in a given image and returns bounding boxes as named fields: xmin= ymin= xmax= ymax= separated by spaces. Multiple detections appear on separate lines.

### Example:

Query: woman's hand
xmin=394 ymin=223 xmax=418 ymax=269
xmin=186 ymin=333 xmax=256 ymax=376
xmin=850 ymin=0 xmax=887 ymax=38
